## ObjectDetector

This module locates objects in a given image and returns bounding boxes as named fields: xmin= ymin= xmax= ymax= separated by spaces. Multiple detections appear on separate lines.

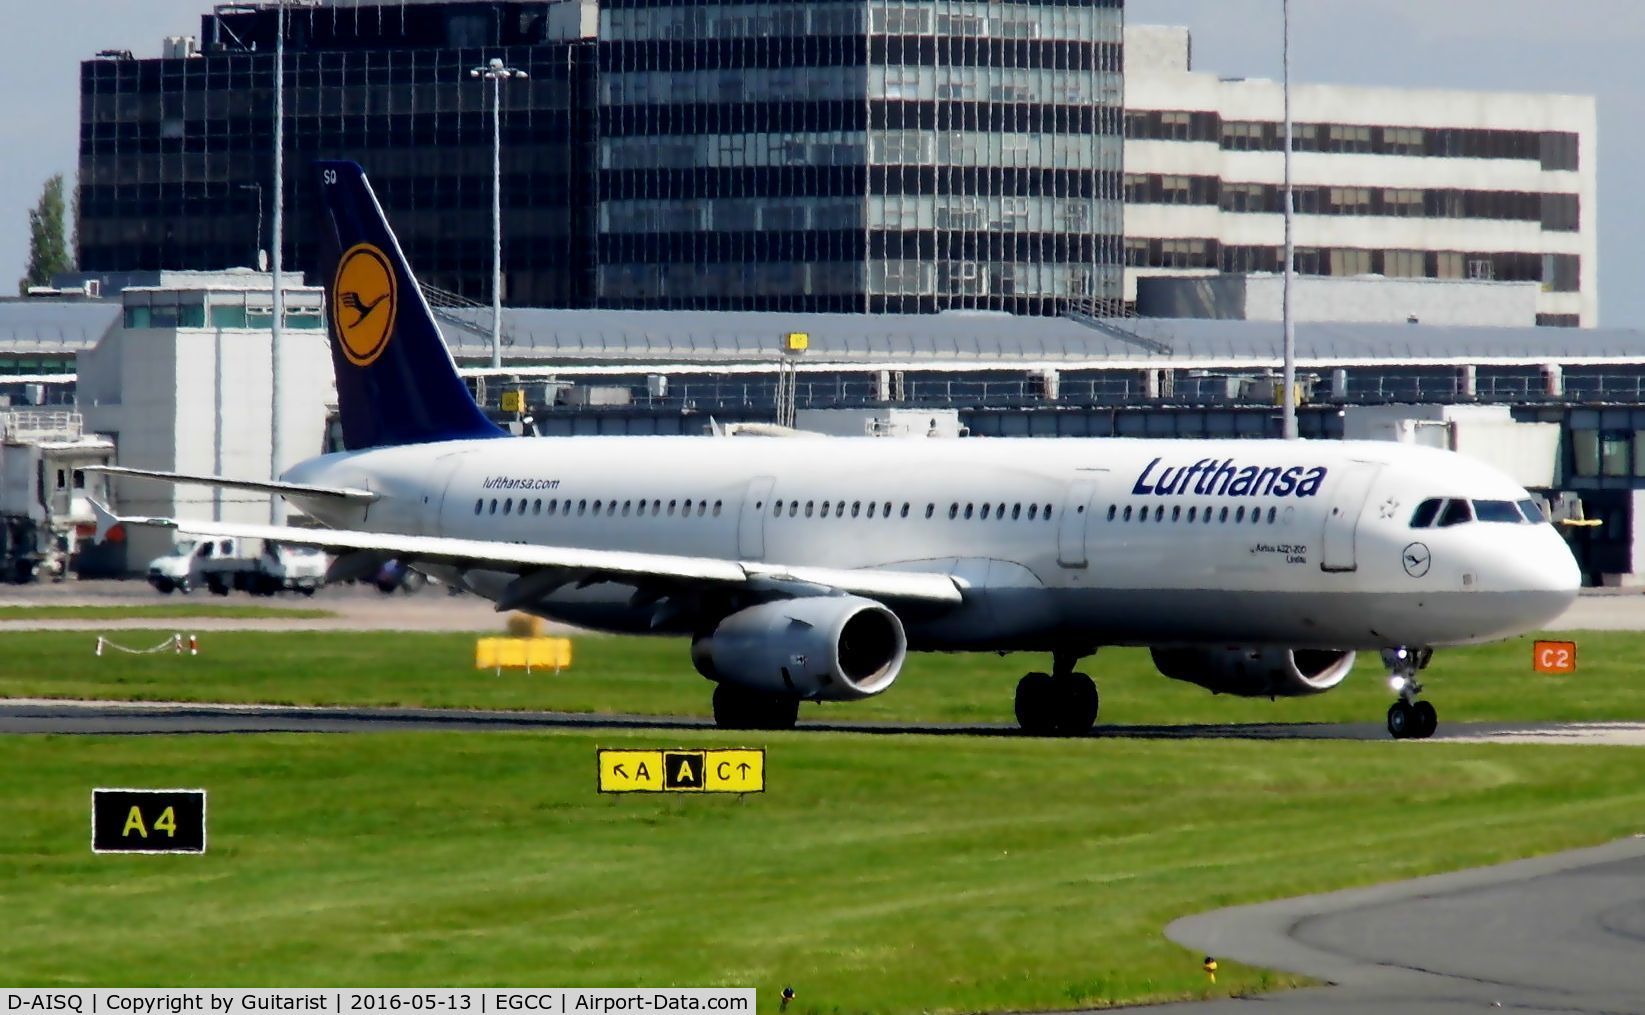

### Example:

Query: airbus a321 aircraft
xmin=92 ymin=161 xmax=1581 ymax=739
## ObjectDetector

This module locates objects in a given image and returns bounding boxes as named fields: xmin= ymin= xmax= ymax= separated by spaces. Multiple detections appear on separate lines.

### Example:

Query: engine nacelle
xmin=1150 ymin=646 xmax=1356 ymax=697
xmin=691 ymin=596 xmax=907 ymax=700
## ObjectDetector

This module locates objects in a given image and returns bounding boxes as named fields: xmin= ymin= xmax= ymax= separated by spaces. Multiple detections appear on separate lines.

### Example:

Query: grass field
xmin=1 ymin=730 xmax=1642 ymax=1007
xmin=0 ymin=604 xmax=334 ymax=621
xmin=1 ymin=628 xmax=1642 ymax=727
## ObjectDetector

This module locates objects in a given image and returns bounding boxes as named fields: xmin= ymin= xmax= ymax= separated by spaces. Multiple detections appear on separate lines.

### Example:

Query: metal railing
xmin=2 ymin=410 xmax=83 ymax=442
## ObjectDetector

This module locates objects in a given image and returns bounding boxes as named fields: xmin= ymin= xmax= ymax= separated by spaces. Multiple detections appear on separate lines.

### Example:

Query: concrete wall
xmin=1137 ymin=274 xmax=1540 ymax=326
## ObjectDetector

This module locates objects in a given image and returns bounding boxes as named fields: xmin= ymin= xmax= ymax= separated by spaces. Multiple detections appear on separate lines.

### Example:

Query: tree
xmin=18 ymin=173 xmax=75 ymax=295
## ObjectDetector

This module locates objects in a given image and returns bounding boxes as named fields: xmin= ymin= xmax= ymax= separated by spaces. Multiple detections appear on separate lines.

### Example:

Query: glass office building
xmin=78 ymin=2 xmax=594 ymax=307
xmin=599 ymin=0 xmax=1124 ymax=313
xmin=79 ymin=0 xmax=1124 ymax=315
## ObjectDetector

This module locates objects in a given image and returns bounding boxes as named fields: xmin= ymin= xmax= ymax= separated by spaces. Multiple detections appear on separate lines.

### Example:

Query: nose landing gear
xmin=1015 ymin=650 xmax=1098 ymax=737
xmin=1383 ymin=647 xmax=1437 ymax=739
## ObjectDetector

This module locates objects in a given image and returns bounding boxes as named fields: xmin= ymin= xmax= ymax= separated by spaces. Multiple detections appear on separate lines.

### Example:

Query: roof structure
xmin=0 ymin=301 xmax=121 ymax=356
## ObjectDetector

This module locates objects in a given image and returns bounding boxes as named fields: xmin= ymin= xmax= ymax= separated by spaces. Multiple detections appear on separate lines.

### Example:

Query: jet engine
xmin=691 ymin=596 xmax=907 ymax=700
xmin=1149 ymin=647 xmax=1356 ymax=697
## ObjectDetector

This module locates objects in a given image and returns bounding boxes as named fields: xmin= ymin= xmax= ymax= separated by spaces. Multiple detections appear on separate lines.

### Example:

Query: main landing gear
xmin=1015 ymin=650 xmax=1099 ymax=737
xmin=1383 ymin=647 xmax=1437 ymax=740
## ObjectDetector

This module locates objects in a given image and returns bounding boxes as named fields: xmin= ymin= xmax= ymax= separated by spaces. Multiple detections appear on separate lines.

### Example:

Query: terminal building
xmin=1123 ymin=25 xmax=1597 ymax=326
xmin=78 ymin=0 xmax=1126 ymax=315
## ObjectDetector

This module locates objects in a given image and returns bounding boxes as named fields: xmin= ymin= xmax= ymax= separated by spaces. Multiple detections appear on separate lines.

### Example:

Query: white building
xmin=1123 ymin=25 xmax=1598 ymax=327
xmin=75 ymin=273 xmax=335 ymax=566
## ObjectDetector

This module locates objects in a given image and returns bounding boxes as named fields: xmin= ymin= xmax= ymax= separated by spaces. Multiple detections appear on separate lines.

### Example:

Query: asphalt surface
xmin=4 ymin=698 xmax=1644 ymax=744
xmin=1136 ymin=837 xmax=1645 ymax=1014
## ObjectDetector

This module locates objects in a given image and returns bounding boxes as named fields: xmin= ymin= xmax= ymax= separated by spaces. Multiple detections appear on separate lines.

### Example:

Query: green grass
xmin=1 ymin=629 xmax=1642 ymax=727
xmin=1 ymin=731 xmax=1640 ymax=1006
xmin=0 ymin=605 xmax=334 ymax=621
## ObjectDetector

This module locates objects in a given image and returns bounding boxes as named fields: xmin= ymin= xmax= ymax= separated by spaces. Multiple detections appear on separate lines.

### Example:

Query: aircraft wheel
xmin=1054 ymin=672 xmax=1099 ymax=737
xmin=1387 ymin=701 xmax=1414 ymax=739
xmin=1014 ymin=672 xmax=1057 ymax=736
xmin=207 ymin=576 xmax=230 ymax=596
xmin=1411 ymin=701 xmax=1438 ymax=739
xmin=153 ymin=579 xmax=175 ymax=595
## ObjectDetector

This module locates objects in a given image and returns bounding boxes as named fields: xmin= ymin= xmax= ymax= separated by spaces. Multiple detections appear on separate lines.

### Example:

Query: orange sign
xmin=331 ymin=242 xmax=397 ymax=367
xmin=1533 ymin=640 xmax=1576 ymax=674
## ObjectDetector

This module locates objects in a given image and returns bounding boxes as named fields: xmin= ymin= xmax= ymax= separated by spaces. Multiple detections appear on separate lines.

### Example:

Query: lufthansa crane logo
xmin=331 ymin=242 xmax=397 ymax=367
xmin=1401 ymin=541 xmax=1432 ymax=578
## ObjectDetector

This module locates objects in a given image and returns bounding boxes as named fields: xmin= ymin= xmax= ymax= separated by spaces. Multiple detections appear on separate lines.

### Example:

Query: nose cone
xmin=1497 ymin=528 xmax=1582 ymax=631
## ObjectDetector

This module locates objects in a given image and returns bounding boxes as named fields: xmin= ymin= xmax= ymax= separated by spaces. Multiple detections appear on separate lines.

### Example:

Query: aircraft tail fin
xmin=312 ymin=160 xmax=505 ymax=451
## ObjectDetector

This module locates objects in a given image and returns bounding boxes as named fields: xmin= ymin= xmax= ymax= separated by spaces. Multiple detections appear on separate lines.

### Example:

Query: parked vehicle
xmin=148 ymin=537 xmax=325 ymax=596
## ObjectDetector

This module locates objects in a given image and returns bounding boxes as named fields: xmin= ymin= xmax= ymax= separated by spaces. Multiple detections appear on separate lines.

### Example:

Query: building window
xmin=1385 ymin=250 xmax=1425 ymax=278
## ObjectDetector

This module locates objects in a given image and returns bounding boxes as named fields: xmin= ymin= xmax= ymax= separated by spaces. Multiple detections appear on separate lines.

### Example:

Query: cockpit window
xmin=1437 ymin=499 xmax=1473 ymax=527
xmin=1472 ymin=500 xmax=1523 ymax=523
xmin=1517 ymin=498 xmax=1546 ymax=523
xmin=1409 ymin=498 xmax=1444 ymax=528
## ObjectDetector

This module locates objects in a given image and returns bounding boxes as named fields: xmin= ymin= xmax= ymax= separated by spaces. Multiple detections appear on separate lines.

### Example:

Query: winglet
xmin=90 ymin=499 xmax=121 ymax=544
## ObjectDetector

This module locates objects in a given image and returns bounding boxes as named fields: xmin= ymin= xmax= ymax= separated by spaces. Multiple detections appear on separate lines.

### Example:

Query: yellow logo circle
xmin=331 ymin=242 xmax=397 ymax=367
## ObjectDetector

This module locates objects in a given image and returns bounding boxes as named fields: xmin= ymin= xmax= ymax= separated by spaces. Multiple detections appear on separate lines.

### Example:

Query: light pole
xmin=269 ymin=0 xmax=287 ymax=523
xmin=1280 ymin=0 xmax=1297 ymax=440
xmin=237 ymin=183 xmax=263 ymax=268
xmin=469 ymin=56 xmax=527 ymax=373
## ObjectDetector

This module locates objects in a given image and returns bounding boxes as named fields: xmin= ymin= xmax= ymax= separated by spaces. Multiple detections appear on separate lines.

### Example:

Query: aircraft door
xmin=737 ymin=476 xmax=776 ymax=560
xmin=1056 ymin=478 xmax=1098 ymax=568
xmin=425 ymin=455 xmax=466 ymax=536
xmin=1320 ymin=463 xmax=1383 ymax=572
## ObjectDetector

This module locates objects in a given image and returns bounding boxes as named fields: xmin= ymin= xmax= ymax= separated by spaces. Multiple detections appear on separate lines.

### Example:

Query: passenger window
xmin=607 ymin=502 xmax=617 ymax=516
xmin=1122 ymin=505 xmax=1133 ymax=521
xmin=592 ymin=500 xmax=602 ymax=514
xmin=474 ymin=499 xmax=482 ymax=515
xmin=1043 ymin=504 xmax=1053 ymax=519
xmin=996 ymin=503 xmax=1006 ymax=519
xmin=805 ymin=501 xmax=814 ymax=517
xmin=1171 ymin=505 xmax=1181 ymax=522
xmin=980 ymin=504 xmax=991 ymax=520
xmin=713 ymin=500 xmax=722 ymax=516
xmin=771 ymin=501 xmax=781 ymax=517
xmin=1438 ymin=499 xmax=1472 ymax=527
xmin=534 ymin=498 xmax=542 ymax=514
xmin=852 ymin=501 xmax=861 ymax=517
xmin=1138 ymin=506 xmax=1148 ymax=523
xmin=821 ymin=502 xmax=832 ymax=518
xmin=1017 ymin=505 xmax=1026 ymax=520
xmin=503 ymin=499 xmax=512 ymax=516
xmin=668 ymin=500 xmax=678 ymax=516
xmin=577 ymin=500 xmax=586 ymax=515
xmin=949 ymin=504 xmax=958 ymax=519
xmin=1266 ymin=506 xmax=1276 ymax=524
xmin=1203 ymin=506 xmax=1212 ymax=523
xmin=1517 ymin=498 xmax=1545 ymax=523
xmin=1106 ymin=505 xmax=1116 ymax=521
xmin=1473 ymin=499 xmax=1523 ymax=524
xmin=1153 ymin=505 xmax=1164 ymax=522
xmin=1409 ymin=498 xmax=1443 ymax=528
xmin=622 ymin=501 xmax=631 ymax=517
xmin=548 ymin=501 xmax=557 ymax=516
xmin=867 ymin=502 xmax=877 ymax=518
xmin=963 ymin=504 xmax=974 ymax=519
xmin=1219 ymin=507 xmax=1229 ymax=523
xmin=1187 ymin=506 xmax=1197 ymax=522
xmin=1235 ymin=506 xmax=1245 ymax=522
xmin=789 ymin=502 xmax=798 ymax=517
xmin=1028 ymin=504 xmax=1038 ymax=520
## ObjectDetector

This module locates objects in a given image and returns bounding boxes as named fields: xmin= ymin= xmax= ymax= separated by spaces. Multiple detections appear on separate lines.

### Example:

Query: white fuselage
xmin=284 ymin=435 xmax=1580 ymax=652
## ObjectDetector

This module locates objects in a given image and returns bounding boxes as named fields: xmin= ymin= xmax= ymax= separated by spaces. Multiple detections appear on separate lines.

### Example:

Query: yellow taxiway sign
xmin=597 ymin=748 xmax=765 ymax=793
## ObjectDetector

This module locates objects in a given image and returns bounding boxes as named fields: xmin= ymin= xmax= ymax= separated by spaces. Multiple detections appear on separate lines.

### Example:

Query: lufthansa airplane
xmin=92 ymin=161 xmax=1581 ymax=739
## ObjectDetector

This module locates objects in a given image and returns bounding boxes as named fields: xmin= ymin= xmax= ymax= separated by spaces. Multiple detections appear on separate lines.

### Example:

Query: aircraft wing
xmin=91 ymin=502 xmax=965 ymax=606
xmin=86 ymin=465 xmax=378 ymax=503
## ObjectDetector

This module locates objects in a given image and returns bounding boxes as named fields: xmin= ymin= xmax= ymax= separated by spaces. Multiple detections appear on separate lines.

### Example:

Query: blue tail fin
xmin=313 ymin=160 xmax=505 ymax=451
